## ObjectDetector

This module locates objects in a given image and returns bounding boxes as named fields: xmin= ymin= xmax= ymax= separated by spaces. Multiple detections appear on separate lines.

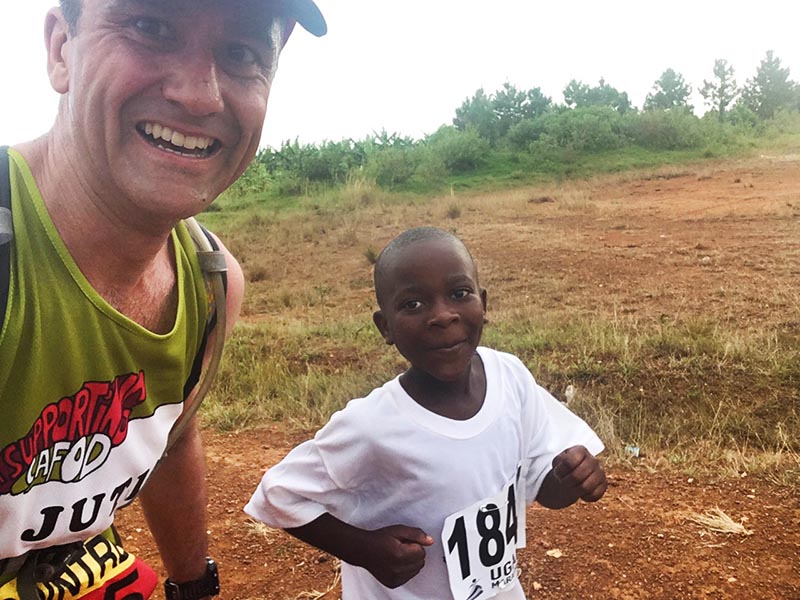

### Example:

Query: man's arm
xmin=286 ymin=514 xmax=434 ymax=589
xmin=139 ymin=241 xmax=244 ymax=582
xmin=139 ymin=418 xmax=210 ymax=582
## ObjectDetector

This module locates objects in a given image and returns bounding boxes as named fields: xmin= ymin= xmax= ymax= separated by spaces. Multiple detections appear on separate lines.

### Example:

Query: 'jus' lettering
xmin=20 ymin=471 xmax=149 ymax=542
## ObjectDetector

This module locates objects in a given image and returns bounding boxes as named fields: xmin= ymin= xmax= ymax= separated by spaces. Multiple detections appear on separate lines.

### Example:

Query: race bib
xmin=441 ymin=465 xmax=526 ymax=600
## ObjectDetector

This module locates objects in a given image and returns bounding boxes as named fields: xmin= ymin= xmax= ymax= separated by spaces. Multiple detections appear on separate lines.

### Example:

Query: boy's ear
xmin=45 ymin=8 xmax=72 ymax=94
xmin=480 ymin=288 xmax=489 ymax=324
xmin=372 ymin=310 xmax=394 ymax=345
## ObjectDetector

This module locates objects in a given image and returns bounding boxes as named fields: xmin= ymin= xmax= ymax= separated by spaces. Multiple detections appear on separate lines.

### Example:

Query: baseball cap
xmin=282 ymin=0 xmax=327 ymax=36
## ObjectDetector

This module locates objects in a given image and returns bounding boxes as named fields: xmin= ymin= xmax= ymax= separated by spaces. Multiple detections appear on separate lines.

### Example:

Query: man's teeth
xmin=142 ymin=122 xmax=213 ymax=151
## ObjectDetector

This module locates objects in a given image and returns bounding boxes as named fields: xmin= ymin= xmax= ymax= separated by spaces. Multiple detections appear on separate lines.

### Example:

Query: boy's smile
xmin=373 ymin=237 xmax=487 ymax=387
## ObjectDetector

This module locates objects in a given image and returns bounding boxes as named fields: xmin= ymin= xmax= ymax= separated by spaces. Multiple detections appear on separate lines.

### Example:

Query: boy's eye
xmin=134 ymin=17 xmax=171 ymax=39
xmin=401 ymin=300 xmax=422 ymax=310
xmin=452 ymin=288 xmax=471 ymax=299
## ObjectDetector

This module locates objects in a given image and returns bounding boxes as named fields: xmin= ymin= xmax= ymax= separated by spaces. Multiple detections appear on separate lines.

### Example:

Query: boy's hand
xmin=551 ymin=445 xmax=607 ymax=503
xmin=360 ymin=525 xmax=434 ymax=589
xmin=285 ymin=515 xmax=433 ymax=590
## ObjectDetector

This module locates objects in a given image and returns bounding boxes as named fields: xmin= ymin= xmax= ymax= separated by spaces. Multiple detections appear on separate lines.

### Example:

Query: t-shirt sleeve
xmin=510 ymin=357 xmax=604 ymax=502
xmin=244 ymin=400 xmax=374 ymax=529
xmin=244 ymin=440 xmax=339 ymax=528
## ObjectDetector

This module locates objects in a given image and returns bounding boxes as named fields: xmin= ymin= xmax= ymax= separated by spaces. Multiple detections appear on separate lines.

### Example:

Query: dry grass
xmin=199 ymin=154 xmax=800 ymax=486
xmin=244 ymin=519 xmax=283 ymax=543
xmin=294 ymin=562 xmax=341 ymax=599
xmin=688 ymin=507 xmax=754 ymax=536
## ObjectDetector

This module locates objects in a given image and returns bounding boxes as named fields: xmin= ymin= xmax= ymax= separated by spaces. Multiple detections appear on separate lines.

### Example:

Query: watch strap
xmin=164 ymin=558 xmax=219 ymax=600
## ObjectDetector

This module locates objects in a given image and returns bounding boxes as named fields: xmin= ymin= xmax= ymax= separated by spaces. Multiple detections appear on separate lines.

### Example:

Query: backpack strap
xmin=164 ymin=216 xmax=228 ymax=454
xmin=0 ymin=146 xmax=12 ymax=329
xmin=182 ymin=222 xmax=228 ymax=400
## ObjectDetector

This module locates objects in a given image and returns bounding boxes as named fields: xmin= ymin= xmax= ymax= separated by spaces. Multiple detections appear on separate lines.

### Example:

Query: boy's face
xmin=373 ymin=239 xmax=487 ymax=383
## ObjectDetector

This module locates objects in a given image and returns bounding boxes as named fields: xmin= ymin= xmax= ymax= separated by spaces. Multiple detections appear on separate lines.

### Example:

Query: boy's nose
xmin=161 ymin=54 xmax=224 ymax=117
xmin=428 ymin=300 xmax=459 ymax=327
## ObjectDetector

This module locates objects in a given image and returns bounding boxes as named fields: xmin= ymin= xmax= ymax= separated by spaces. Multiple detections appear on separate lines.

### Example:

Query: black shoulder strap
xmin=0 ymin=146 xmax=12 ymax=330
xmin=182 ymin=223 xmax=228 ymax=400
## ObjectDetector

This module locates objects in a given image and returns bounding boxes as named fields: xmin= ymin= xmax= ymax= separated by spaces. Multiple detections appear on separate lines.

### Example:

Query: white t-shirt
xmin=245 ymin=347 xmax=604 ymax=600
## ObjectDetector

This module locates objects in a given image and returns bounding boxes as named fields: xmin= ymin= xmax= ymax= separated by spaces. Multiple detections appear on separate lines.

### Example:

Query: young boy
xmin=245 ymin=227 xmax=607 ymax=600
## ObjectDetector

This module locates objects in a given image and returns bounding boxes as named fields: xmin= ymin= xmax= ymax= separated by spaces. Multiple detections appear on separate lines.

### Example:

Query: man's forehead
xmin=101 ymin=0 xmax=280 ymax=35
xmin=103 ymin=0 xmax=280 ymax=21
xmin=94 ymin=0 xmax=326 ymax=37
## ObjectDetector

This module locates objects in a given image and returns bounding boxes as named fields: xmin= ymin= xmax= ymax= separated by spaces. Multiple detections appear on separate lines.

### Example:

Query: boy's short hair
xmin=373 ymin=227 xmax=476 ymax=308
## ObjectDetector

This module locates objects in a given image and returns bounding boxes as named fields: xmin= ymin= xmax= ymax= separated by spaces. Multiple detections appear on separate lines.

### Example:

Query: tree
xmin=523 ymin=87 xmax=553 ymax=120
xmin=454 ymin=84 xmax=553 ymax=144
xmin=492 ymin=83 xmax=552 ymax=138
xmin=700 ymin=59 xmax=738 ymax=122
xmin=739 ymin=50 xmax=797 ymax=119
xmin=563 ymin=78 xmax=632 ymax=114
xmin=453 ymin=88 xmax=496 ymax=140
xmin=644 ymin=68 xmax=693 ymax=112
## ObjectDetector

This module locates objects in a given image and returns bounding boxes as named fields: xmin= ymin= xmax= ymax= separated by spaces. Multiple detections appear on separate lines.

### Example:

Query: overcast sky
xmin=2 ymin=1 xmax=799 ymax=149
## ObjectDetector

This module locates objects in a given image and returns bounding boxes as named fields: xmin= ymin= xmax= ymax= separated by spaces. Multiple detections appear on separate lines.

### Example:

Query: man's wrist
xmin=164 ymin=557 xmax=219 ymax=600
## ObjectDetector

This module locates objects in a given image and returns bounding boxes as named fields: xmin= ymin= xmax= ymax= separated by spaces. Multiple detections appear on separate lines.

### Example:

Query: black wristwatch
xmin=164 ymin=557 xmax=219 ymax=600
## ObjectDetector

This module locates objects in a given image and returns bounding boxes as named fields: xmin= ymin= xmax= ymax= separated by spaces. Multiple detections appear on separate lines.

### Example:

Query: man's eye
xmin=226 ymin=44 xmax=258 ymax=66
xmin=134 ymin=17 xmax=170 ymax=39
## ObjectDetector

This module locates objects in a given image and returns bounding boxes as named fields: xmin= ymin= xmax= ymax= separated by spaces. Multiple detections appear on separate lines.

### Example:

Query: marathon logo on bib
xmin=442 ymin=465 xmax=526 ymax=600
xmin=0 ymin=372 xmax=147 ymax=496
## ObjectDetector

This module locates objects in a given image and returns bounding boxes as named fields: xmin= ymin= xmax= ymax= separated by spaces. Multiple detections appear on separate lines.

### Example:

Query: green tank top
xmin=0 ymin=149 xmax=209 ymax=561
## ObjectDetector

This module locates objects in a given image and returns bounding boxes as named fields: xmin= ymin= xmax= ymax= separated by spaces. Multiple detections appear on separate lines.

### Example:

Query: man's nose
xmin=161 ymin=54 xmax=224 ymax=116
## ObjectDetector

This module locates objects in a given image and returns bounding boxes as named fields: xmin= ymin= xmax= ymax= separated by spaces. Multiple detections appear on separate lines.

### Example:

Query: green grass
xmin=196 ymin=129 xmax=800 ymax=487
xmin=203 ymin=313 xmax=800 ymax=463
xmin=198 ymin=126 xmax=800 ymax=232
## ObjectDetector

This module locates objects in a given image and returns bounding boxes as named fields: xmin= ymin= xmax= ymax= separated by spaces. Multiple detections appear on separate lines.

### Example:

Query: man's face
xmin=53 ymin=0 xmax=282 ymax=220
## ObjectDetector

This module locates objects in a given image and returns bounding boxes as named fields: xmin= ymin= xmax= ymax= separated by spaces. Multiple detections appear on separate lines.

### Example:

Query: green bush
xmin=227 ymin=160 xmax=271 ymax=197
xmin=726 ymin=104 xmax=760 ymax=129
xmin=411 ymin=147 xmax=447 ymax=184
xmin=503 ymin=117 xmax=548 ymax=151
xmin=364 ymin=146 xmax=418 ymax=186
xmin=425 ymin=126 xmax=490 ymax=173
xmin=533 ymin=107 xmax=624 ymax=152
xmin=622 ymin=109 xmax=703 ymax=150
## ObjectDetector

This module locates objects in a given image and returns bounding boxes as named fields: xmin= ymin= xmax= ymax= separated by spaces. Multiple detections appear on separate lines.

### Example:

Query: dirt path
xmin=115 ymin=427 xmax=800 ymax=600
xmin=116 ymin=155 xmax=800 ymax=599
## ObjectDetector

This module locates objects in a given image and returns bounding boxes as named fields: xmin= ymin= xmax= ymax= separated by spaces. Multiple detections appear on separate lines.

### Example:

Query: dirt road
xmin=118 ymin=155 xmax=800 ymax=599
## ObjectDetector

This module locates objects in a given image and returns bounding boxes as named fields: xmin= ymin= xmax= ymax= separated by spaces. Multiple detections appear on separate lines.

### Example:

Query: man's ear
xmin=372 ymin=310 xmax=394 ymax=345
xmin=45 ymin=8 xmax=72 ymax=94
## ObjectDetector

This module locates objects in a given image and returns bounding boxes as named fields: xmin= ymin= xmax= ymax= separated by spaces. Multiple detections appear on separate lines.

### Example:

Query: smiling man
xmin=0 ymin=1 xmax=325 ymax=598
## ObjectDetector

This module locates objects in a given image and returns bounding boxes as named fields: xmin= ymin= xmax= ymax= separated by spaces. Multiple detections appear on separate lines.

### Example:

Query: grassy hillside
xmin=197 ymin=133 xmax=800 ymax=485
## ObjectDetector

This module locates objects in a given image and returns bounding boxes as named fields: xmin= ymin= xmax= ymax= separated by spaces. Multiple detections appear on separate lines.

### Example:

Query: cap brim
xmin=284 ymin=0 xmax=327 ymax=36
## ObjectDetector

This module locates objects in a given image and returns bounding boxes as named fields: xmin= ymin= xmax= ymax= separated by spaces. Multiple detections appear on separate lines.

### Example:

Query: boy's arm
xmin=286 ymin=513 xmax=434 ymax=589
xmin=536 ymin=445 xmax=607 ymax=509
